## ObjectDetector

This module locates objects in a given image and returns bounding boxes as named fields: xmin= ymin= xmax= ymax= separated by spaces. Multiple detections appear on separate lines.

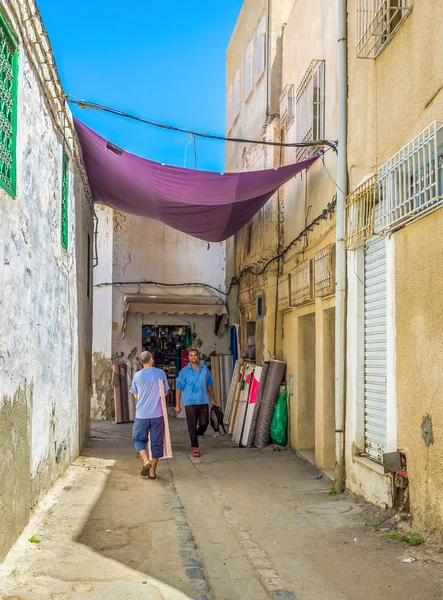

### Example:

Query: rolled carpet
xmin=254 ymin=359 xmax=286 ymax=448
xmin=246 ymin=361 xmax=270 ymax=447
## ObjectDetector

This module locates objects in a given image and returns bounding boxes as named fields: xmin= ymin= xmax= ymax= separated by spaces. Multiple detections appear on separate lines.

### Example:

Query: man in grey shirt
xmin=130 ymin=351 xmax=169 ymax=479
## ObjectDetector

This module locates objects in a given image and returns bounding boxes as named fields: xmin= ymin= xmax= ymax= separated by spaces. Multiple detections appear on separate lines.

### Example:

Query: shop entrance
xmin=142 ymin=324 xmax=193 ymax=406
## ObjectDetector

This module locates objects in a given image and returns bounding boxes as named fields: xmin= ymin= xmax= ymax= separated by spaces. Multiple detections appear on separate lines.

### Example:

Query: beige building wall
xmin=346 ymin=0 xmax=443 ymax=536
xmin=226 ymin=0 xmax=339 ymax=474
xmin=226 ymin=0 xmax=295 ymax=363
xmin=279 ymin=0 xmax=338 ymax=472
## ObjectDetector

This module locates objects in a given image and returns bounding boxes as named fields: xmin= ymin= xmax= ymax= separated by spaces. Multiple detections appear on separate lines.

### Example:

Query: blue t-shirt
xmin=130 ymin=367 xmax=170 ymax=419
xmin=176 ymin=364 xmax=214 ymax=406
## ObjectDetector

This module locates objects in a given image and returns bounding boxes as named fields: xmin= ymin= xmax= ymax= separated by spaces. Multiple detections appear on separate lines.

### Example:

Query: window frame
xmin=61 ymin=151 xmax=69 ymax=251
xmin=295 ymin=60 xmax=325 ymax=162
xmin=233 ymin=69 xmax=240 ymax=121
xmin=245 ymin=36 xmax=254 ymax=100
xmin=0 ymin=10 xmax=19 ymax=199
xmin=256 ymin=13 xmax=266 ymax=82
xmin=227 ymin=85 xmax=233 ymax=131
xmin=356 ymin=0 xmax=413 ymax=58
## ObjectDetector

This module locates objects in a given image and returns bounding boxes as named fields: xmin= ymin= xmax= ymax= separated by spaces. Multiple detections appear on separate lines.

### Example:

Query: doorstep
xmin=296 ymin=448 xmax=335 ymax=483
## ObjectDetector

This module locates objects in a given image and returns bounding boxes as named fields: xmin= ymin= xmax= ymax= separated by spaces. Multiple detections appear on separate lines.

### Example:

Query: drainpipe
xmin=335 ymin=0 xmax=348 ymax=492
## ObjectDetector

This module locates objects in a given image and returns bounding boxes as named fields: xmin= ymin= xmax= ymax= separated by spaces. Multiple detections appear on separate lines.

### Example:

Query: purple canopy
xmin=75 ymin=119 xmax=319 ymax=242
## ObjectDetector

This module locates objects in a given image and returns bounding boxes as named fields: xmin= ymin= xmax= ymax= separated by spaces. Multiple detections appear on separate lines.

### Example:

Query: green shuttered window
xmin=61 ymin=152 xmax=69 ymax=250
xmin=0 ymin=11 xmax=18 ymax=198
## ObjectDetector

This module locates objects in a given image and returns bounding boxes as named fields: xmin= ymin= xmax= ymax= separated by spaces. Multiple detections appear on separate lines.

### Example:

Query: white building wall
xmin=0 ymin=0 xmax=93 ymax=561
xmin=92 ymin=210 xmax=229 ymax=419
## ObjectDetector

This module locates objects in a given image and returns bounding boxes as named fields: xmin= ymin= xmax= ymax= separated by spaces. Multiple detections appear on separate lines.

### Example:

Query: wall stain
xmin=421 ymin=414 xmax=434 ymax=447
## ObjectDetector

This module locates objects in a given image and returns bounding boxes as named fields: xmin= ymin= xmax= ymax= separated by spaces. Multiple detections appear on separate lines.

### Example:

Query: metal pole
xmin=335 ymin=0 xmax=348 ymax=492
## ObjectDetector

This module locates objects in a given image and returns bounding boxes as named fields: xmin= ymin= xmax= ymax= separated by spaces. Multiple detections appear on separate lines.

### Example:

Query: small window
xmin=356 ymin=0 xmax=412 ymax=58
xmin=61 ymin=152 xmax=69 ymax=251
xmin=296 ymin=60 xmax=325 ymax=162
xmin=227 ymin=85 xmax=233 ymax=130
xmin=245 ymin=37 xmax=254 ymax=98
xmin=257 ymin=294 xmax=263 ymax=319
xmin=0 ymin=11 xmax=18 ymax=198
xmin=256 ymin=13 xmax=266 ymax=80
xmin=234 ymin=69 xmax=240 ymax=120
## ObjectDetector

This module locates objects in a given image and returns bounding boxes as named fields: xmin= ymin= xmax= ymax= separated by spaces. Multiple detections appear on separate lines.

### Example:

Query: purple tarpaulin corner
xmin=75 ymin=119 xmax=319 ymax=243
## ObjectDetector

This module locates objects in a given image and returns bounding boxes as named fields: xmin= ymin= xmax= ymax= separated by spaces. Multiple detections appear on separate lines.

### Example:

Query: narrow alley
xmin=1 ymin=418 xmax=442 ymax=600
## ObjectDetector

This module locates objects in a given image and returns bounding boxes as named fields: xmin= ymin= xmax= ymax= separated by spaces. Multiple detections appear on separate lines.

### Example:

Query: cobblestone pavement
xmin=1 ymin=418 xmax=443 ymax=600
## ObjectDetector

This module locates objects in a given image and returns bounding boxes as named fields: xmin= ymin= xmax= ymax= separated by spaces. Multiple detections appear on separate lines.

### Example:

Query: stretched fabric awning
xmin=75 ymin=119 xmax=319 ymax=242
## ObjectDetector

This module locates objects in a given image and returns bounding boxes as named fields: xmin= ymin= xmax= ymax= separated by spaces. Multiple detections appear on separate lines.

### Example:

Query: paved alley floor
xmin=1 ymin=418 xmax=443 ymax=600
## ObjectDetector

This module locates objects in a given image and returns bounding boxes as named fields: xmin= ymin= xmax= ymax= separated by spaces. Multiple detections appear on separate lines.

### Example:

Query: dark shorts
xmin=132 ymin=416 xmax=164 ymax=459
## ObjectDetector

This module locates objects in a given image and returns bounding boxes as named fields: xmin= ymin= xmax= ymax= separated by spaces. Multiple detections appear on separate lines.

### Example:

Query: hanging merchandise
xmin=270 ymin=390 xmax=288 ymax=446
xmin=141 ymin=323 xmax=194 ymax=408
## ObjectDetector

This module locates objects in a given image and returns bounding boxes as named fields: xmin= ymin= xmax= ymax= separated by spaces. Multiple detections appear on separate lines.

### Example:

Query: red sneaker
xmin=192 ymin=449 xmax=201 ymax=458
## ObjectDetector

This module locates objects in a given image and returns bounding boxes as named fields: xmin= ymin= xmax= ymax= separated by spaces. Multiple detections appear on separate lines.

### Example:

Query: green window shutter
xmin=61 ymin=152 xmax=69 ymax=250
xmin=87 ymin=232 xmax=91 ymax=298
xmin=0 ymin=11 xmax=18 ymax=198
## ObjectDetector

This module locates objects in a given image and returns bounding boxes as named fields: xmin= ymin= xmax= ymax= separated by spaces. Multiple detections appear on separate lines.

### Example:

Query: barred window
xmin=295 ymin=60 xmax=325 ymax=162
xmin=0 ymin=12 xmax=18 ymax=198
xmin=356 ymin=0 xmax=412 ymax=58
xmin=61 ymin=152 xmax=69 ymax=251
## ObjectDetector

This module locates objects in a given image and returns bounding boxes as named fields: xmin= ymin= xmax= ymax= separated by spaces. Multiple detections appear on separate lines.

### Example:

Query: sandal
xmin=148 ymin=472 xmax=157 ymax=479
xmin=140 ymin=463 xmax=152 ymax=477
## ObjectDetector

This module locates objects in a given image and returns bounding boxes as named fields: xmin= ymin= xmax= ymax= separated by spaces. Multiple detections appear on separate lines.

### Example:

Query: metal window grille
xmin=0 ymin=12 xmax=18 ymax=198
xmin=279 ymin=85 xmax=294 ymax=131
xmin=278 ymin=274 xmax=290 ymax=311
xmin=295 ymin=60 xmax=325 ymax=162
xmin=345 ymin=175 xmax=378 ymax=249
xmin=61 ymin=152 xmax=69 ymax=251
xmin=314 ymin=244 xmax=336 ymax=297
xmin=378 ymin=122 xmax=443 ymax=232
xmin=356 ymin=0 xmax=412 ymax=58
xmin=290 ymin=260 xmax=314 ymax=306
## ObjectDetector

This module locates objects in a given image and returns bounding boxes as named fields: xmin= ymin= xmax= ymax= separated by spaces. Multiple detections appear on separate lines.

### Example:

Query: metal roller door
xmin=364 ymin=232 xmax=387 ymax=462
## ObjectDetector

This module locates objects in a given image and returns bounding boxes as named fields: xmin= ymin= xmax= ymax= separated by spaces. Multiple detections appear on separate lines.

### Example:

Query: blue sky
xmin=38 ymin=0 xmax=243 ymax=171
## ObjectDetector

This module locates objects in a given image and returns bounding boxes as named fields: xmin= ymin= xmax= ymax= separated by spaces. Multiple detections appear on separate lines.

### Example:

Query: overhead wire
xmin=67 ymin=96 xmax=338 ymax=153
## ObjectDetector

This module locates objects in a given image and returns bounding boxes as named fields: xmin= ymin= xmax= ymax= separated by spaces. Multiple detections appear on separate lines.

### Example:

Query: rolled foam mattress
xmin=254 ymin=359 xmax=286 ymax=448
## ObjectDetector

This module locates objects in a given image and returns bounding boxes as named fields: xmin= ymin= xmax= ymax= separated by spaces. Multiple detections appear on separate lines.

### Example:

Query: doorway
xmin=297 ymin=314 xmax=316 ymax=460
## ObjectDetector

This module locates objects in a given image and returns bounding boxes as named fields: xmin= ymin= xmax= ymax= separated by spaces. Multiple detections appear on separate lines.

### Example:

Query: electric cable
xmin=67 ymin=96 xmax=338 ymax=153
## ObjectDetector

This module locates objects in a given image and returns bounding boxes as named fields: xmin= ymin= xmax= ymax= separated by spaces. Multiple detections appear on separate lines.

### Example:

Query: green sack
xmin=270 ymin=391 xmax=288 ymax=446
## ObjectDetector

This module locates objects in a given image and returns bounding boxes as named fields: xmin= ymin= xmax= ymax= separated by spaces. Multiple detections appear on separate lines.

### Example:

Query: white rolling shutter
xmin=364 ymin=229 xmax=387 ymax=462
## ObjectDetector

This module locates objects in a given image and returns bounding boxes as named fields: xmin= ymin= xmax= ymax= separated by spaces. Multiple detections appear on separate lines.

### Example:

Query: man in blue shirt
xmin=176 ymin=349 xmax=217 ymax=457
xmin=130 ymin=351 xmax=169 ymax=479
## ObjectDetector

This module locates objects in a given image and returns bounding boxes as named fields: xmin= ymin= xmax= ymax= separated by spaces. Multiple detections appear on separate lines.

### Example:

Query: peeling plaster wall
xmin=92 ymin=210 xmax=229 ymax=418
xmin=0 ymin=3 xmax=93 ymax=561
